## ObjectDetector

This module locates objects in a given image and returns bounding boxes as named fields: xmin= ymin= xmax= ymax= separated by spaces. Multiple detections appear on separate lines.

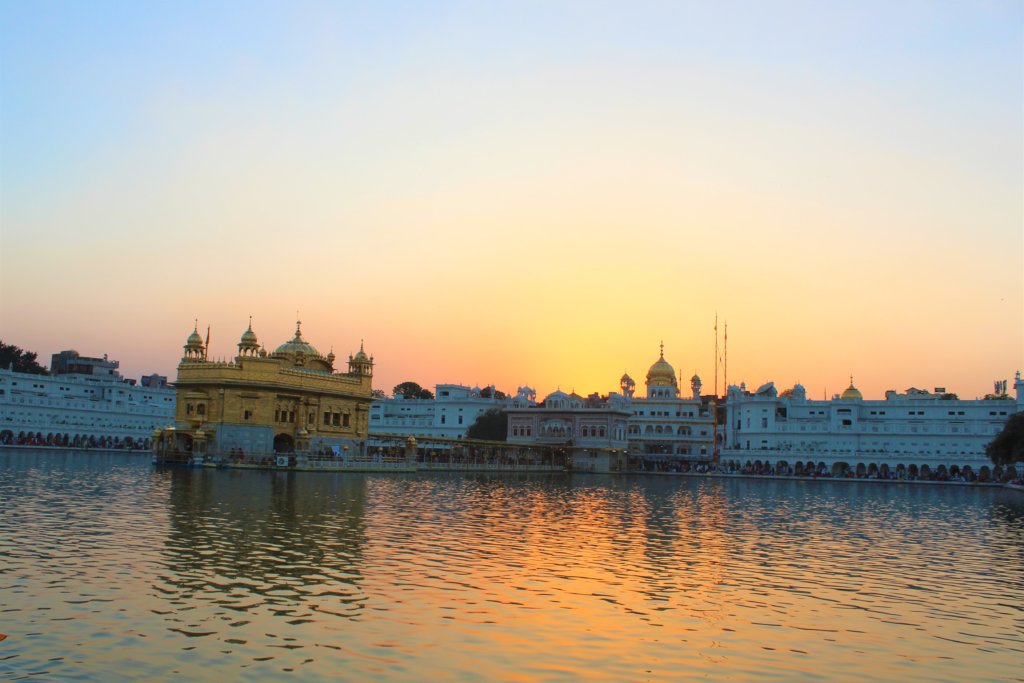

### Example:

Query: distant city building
xmin=369 ymin=383 xmax=531 ymax=441
xmin=0 ymin=351 xmax=175 ymax=449
xmin=721 ymin=372 xmax=1024 ymax=476
xmin=50 ymin=349 xmax=121 ymax=379
xmin=140 ymin=374 xmax=168 ymax=389
xmin=153 ymin=321 xmax=373 ymax=457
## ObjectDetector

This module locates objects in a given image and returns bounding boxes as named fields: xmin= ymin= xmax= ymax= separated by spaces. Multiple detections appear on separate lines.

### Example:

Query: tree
xmin=479 ymin=386 xmax=508 ymax=400
xmin=987 ymin=412 xmax=1024 ymax=466
xmin=0 ymin=342 xmax=48 ymax=375
xmin=392 ymin=381 xmax=434 ymax=400
xmin=467 ymin=408 xmax=508 ymax=441
xmin=370 ymin=389 xmax=386 ymax=400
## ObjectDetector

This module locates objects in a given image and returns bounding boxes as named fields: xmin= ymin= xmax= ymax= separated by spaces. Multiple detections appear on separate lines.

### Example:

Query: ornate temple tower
xmin=160 ymin=319 xmax=374 ymax=458
xmin=620 ymin=372 xmax=635 ymax=398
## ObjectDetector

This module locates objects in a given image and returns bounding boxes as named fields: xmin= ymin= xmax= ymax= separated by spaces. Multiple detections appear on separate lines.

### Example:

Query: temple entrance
xmin=274 ymin=434 xmax=295 ymax=453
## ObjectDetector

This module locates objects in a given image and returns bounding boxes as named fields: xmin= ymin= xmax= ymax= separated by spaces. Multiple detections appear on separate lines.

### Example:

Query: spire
xmin=659 ymin=340 xmax=664 ymax=358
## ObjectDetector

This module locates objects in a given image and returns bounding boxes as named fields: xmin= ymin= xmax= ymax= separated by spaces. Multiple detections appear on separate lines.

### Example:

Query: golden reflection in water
xmin=158 ymin=468 xmax=371 ymax=632
xmin=2 ymin=453 xmax=1024 ymax=682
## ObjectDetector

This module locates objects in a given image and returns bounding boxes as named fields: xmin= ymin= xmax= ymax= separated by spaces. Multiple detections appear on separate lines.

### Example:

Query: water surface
xmin=1 ymin=451 xmax=1022 ymax=681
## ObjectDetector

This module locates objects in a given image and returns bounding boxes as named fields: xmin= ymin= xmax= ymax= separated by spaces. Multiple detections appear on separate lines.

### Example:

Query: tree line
xmin=0 ymin=342 xmax=47 ymax=375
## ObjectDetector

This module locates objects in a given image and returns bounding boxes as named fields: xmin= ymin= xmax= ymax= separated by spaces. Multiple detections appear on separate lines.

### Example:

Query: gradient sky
xmin=1 ymin=1 xmax=1021 ymax=401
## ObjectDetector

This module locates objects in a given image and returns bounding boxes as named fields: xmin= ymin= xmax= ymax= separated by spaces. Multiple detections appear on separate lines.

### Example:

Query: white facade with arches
xmin=0 ymin=358 xmax=175 ymax=449
xmin=721 ymin=373 xmax=1024 ymax=478
xmin=370 ymin=383 xmax=532 ymax=441
xmin=620 ymin=345 xmax=715 ymax=460
xmin=507 ymin=389 xmax=631 ymax=472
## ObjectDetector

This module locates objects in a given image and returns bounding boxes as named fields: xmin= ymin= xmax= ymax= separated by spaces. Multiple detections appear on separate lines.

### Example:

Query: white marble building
xmin=721 ymin=372 xmax=1024 ymax=477
xmin=0 ymin=351 xmax=176 ymax=448
xmin=507 ymin=389 xmax=632 ymax=472
xmin=621 ymin=344 xmax=716 ymax=461
xmin=369 ymin=383 xmax=534 ymax=441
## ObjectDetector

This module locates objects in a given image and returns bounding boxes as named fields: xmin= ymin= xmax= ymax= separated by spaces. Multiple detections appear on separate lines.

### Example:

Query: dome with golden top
xmin=185 ymin=324 xmax=203 ymax=347
xmin=273 ymin=321 xmax=321 ymax=358
xmin=237 ymin=318 xmax=260 ymax=357
xmin=840 ymin=377 xmax=863 ymax=401
xmin=646 ymin=342 xmax=677 ymax=387
xmin=183 ymin=321 xmax=205 ymax=359
xmin=240 ymin=322 xmax=257 ymax=345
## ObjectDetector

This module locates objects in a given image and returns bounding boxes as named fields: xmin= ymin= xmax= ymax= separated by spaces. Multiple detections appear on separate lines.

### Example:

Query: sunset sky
xmin=1 ymin=2 xmax=1021 ymax=401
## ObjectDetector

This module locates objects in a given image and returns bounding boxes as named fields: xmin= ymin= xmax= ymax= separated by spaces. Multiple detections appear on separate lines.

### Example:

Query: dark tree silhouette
xmin=987 ymin=412 xmax=1024 ymax=466
xmin=0 ymin=342 xmax=48 ymax=375
xmin=467 ymin=408 xmax=508 ymax=441
xmin=479 ymin=386 xmax=508 ymax=400
xmin=392 ymin=382 xmax=434 ymax=399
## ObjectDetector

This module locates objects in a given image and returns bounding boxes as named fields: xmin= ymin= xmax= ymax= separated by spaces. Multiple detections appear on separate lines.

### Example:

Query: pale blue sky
xmin=1 ymin=2 xmax=1021 ymax=398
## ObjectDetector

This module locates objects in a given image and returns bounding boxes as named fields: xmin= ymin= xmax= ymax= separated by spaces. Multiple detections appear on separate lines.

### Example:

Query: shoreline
xmin=618 ymin=469 xmax=1018 ymax=489
xmin=2 ymin=445 xmax=1021 ymax=492
xmin=0 ymin=444 xmax=151 ymax=455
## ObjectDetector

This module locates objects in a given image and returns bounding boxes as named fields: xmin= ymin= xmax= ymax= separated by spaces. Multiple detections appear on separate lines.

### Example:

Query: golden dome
xmin=273 ymin=321 xmax=320 ymax=358
xmin=840 ymin=377 xmax=863 ymax=400
xmin=646 ymin=342 xmax=677 ymax=387
xmin=240 ymin=320 xmax=258 ymax=345
xmin=185 ymin=322 xmax=203 ymax=347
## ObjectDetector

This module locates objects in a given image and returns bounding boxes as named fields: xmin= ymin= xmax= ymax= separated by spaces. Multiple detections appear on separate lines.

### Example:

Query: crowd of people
xmin=632 ymin=457 xmax=1021 ymax=484
xmin=0 ymin=431 xmax=150 ymax=451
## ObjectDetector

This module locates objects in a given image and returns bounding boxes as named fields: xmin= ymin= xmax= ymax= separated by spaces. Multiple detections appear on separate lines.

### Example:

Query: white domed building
xmin=622 ymin=344 xmax=716 ymax=466
xmin=722 ymin=373 xmax=1024 ymax=479
xmin=507 ymin=388 xmax=631 ymax=472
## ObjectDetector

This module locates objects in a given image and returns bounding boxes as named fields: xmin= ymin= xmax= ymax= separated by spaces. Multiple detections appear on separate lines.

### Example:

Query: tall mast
xmin=724 ymin=321 xmax=728 ymax=393
xmin=722 ymin=320 xmax=728 ymax=451
xmin=713 ymin=313 xmax=719 ymax=462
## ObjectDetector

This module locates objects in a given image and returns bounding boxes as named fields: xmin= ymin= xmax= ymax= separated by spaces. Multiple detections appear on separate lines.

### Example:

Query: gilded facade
xmin=157 ymin=320 xmax=373 ymax=456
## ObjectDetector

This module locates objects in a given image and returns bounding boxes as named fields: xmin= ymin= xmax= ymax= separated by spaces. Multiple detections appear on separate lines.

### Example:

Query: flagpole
xmin=723 ymin=321 xmax=728 ymax=452
xmin=713 ymin=313 xmax=718 ymax=463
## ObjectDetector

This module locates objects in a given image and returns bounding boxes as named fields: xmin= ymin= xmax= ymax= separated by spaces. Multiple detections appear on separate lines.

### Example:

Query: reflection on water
xmin=1 ymin=451 xmax=1023 ymax=681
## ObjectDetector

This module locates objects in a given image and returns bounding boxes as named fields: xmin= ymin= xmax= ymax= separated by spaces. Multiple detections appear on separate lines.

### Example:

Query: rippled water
xmin=1 ymin=450 xmax=1023 ymax=681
